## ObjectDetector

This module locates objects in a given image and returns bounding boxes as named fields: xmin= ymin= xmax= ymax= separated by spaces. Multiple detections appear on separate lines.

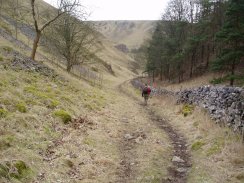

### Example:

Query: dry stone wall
xmin=131 ymin=79 xmax=244 ymax=133
xmin=177 ymin=86 xmax=244 ymax=132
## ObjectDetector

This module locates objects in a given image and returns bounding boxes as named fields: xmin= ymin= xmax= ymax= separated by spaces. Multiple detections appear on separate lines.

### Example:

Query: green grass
xmin=191 ymin=141 xmax=205 ymax=151
xmin=0 ymin=135 xmax=15 ymax=150
xmin=188 ymin=163 xmax=212 ymax=183
xmin=0 ymin=52 xmax=109 ymax=182
xmin=0 ymin=19 xmax=12 ymax=35
xmin=0 ymin=160 xmax=34 ymax=180
xmin=1 ymin=46 xmax=13 ymax=53
xmin=206 ymin=138 xmax=225 ymax=156
xmin=83 ymin=137 xmax=96 ymax=147
xmin=47 ymin=99 xmax=60 ymax=109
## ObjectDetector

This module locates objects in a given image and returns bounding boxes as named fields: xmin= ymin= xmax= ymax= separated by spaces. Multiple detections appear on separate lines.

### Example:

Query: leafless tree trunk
xmin=30 ymin=0 xmax=79 ymax=60
xmin=206 ymin=43 xmax=210 ymax=68
xmin=0 ymin=1 xmax=2 ymax=16
xmin=230 ymin=59 xmax=236 ymax=86
xmin=190 ymin=49 xmax=196 ymax=78
xmin=31 ymin=30 xmax=41 ymax=60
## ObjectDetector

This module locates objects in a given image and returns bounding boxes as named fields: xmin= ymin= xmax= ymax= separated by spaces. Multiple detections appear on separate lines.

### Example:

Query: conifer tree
xmin=212 ymin=0 xmax=244 ymax=85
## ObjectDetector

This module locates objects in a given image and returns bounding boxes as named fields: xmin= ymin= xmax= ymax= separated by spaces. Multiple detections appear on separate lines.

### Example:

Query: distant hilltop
xmin=93 ymin=20 xmax=158 ymax=50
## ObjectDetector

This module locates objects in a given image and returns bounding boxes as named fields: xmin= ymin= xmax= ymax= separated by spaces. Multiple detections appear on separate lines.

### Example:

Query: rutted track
xmin=149 ymin=111 xmax=191 ymax=183
xmin=118 ymin=79 xmax=191 ymax=183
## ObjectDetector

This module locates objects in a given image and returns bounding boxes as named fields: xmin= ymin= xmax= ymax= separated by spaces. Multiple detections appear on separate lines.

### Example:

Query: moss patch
xmin=53 ymin=110 xmax=72 ymax=124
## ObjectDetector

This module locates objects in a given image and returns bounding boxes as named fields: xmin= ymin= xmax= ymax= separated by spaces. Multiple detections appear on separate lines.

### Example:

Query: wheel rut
xmin=149 ymin=110 xmax=191 ymax=183
xmin=116 ymin=130 xmax=136 ymax=183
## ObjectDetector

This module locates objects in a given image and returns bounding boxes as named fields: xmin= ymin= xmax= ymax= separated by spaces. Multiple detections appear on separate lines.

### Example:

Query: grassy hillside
xmin=0 ymin=0 xmax=139 ymax=83
xmin=0 ymin=1 xmax=243 ymax=183
xmin=93 ymin=20 xmax=157 ymax=50
xmin=0 ymin=1 xmax=140 ymax=182
xmin=0 ymin=47 xmax=111 ymax=182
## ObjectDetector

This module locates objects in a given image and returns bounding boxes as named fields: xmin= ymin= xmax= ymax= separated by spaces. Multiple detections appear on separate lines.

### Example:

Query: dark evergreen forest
xmin=145 ymin=0 xmax=244 ymax=86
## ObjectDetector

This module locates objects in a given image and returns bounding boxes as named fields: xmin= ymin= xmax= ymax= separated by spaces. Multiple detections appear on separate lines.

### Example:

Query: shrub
xmin=53 ymin=110 xmax=71 ymax=124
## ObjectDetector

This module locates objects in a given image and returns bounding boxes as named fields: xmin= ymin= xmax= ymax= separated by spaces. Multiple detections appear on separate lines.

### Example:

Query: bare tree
xmin=163 ymin=0 xmax=190 ymax=21
xmin=30 ymin=0 xmax=79 ymax=60
xmin=47 ymin=13 xmax=99 ymax=72
xmin=0 ymin=0 xmax=3 ymax=16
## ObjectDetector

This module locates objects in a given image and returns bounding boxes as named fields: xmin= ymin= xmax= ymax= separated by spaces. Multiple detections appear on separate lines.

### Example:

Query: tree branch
xmin=31 ymin=0 xmax=39 ymax=31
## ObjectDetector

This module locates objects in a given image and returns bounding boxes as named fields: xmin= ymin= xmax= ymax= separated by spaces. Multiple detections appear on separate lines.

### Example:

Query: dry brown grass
xmin=94 ymin=21 xmax=157 ymax=50
xmin=149 ymin=94 xmax=244 ymax=183
xmin=144 ymin=73 xmax=222 ymax=92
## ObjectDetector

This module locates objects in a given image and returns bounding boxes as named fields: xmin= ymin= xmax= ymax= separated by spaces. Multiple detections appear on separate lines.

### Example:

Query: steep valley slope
xmin=93 ymin=20 xmax=157 ymax=50
xmin=0 ymin=0 xmax=244 ymax=183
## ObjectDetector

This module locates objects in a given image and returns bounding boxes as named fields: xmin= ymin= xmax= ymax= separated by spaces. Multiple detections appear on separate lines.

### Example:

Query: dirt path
xmin=149 ymin=110 xmax=191 ymax=183
xmin=116 ymin=80 xmax=191 ymax=183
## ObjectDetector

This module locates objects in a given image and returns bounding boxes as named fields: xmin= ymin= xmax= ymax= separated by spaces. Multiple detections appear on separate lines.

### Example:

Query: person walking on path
xmin=142 ymin=84 xmax=151 ymax=105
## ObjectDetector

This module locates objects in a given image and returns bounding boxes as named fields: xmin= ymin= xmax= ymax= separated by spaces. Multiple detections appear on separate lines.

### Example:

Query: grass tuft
xmin=64 ymin=159 xmax=74 ymax=168
xmin=182 ymin=104 xmax=194 ymax=117
xmin=236 ymin=173 xmax=244 ymax=181
xmin=0 ymin=160 xmax=33 ymax=180
xmin=16 ymin=102 xmax=27 ymax=113
xmin=0 ymin=135 xmax=15 ymax=150
xmin=0 ymin=108 xmax=8 ymax=118
xmin=2 ymin=46 xmax=13 ymax=53
xmin=83 ymin=137 xmax=96 ymax=147
xmin=53 ymin=109 xmax=71 ymax=124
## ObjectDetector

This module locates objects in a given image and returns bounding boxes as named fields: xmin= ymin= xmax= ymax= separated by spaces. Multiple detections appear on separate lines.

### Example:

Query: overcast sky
xmin=43 ymin=0 xmax=170 ymax=20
